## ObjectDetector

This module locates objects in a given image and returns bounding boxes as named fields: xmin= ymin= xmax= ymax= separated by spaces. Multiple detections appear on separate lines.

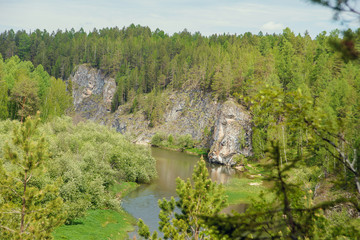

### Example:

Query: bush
xmin=176 ymin=134 xmax=194 ymax=148
xmin=168 ymin=134 xmax=174 ymax=145
xmin=233 ymin=154 xmax=247 ymax=166
xmin=0 ymin=117 xmax=157 ymax=223
xmin=151 ymin=133 xmax=166 ymax=146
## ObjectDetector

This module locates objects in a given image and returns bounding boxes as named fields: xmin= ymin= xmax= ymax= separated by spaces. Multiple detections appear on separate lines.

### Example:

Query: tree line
xmin=0 ymin=25 xmax=358 ymax=110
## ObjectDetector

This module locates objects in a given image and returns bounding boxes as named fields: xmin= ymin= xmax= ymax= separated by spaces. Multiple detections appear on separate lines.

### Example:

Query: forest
xmin=0 ymin=12 xmax=360 ymax=240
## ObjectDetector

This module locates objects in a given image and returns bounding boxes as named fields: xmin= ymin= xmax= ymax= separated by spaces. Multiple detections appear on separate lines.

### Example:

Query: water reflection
xmin=123 ymin=148 xmax=245 ymax=238
xmin=207 ymin=163 xmax=238 ymax=184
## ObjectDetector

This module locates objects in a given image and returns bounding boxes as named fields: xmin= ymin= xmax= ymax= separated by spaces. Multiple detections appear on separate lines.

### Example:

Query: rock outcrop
xmin=71 ymin=65 xmax=116 ymax=121
xmin=208 ymin=100 xmax=252 ymax=165
xmin=70 ymin=65 xmax=252 ymax=165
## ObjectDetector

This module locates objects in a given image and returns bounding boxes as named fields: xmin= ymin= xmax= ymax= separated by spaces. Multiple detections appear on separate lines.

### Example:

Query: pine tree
xmin=0 ymin=114 xmax=65 ymax=239
xmin=138 ymin=158 xmax=228 ymax=240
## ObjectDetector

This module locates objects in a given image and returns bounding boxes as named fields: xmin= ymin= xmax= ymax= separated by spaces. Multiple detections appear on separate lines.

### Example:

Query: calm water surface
xmin=122 ymin=147 xmax=246 ymax=238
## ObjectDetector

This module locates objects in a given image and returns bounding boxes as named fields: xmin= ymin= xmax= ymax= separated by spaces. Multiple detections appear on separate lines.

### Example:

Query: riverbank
xmin=52 ymin=182 xmax=139 ymax=240
xmin=152 ymin=144 xmax=209 ymax=156
xmin=224 ymin=162 xmax=272 ymax=204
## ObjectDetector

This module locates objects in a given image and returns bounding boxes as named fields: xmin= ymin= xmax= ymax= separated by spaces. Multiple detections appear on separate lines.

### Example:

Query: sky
xmin=0 ymin=0 xmax=357 ymax=37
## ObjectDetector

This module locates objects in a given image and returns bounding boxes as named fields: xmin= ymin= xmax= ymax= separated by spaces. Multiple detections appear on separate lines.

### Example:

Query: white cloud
xmin=261 ymin=21 xmax=284 ymax=31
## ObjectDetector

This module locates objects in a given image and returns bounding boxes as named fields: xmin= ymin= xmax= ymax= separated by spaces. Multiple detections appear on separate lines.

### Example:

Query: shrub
xmin=233 ymin=154 xmax=247 ymax=166
xmin=176 ymin=134 xmax=194 ymax=148
xmin=151 ymin=133 xmax=166 ymax=146
xmin=0 ymin=116 xmax=157 ymax=223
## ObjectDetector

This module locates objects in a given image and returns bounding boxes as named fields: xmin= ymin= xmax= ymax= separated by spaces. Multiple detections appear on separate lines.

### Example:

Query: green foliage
xmin=167 ymin=134 xmax=174 ymax=145
xmin=203 ymin=142 xmax=360 ymax=239
xmin=0 ymin=115 xmax=65 ymax=239
xmin=0 ymin=56 xmax=73 ymax=121
xmin=138 ymin=158 xmax=228 ymax=240
xmin=40 ymin=117 xmax=157 ymax=221
xmin=233 ymin=154 xmax=247 ymax=166
xmin=177 ymin=134 xmax=195 ymax=149
xmin=151 ymin=133 xmax=166 ymax=147
xmin=0 ymin=26 xmax=356 ymax=111
xmin=184 ymin=148 xmax=209 ymax=156
xmin=203 ymin=126 xmax=211 ymax=138
xmin=41 ymin=77 xmax=72 ymax=120
xmin=151 ymin=132 xmax=196 ymax=151
xmin=0 ymin=79 xmax=8 ymax=120
xmin=0 ymin=24 xmax=359 ymax=238
xmin=0 ymin=116 xmax=157 ymax=224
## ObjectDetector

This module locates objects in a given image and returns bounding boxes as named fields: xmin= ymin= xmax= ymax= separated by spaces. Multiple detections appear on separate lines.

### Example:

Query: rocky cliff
xmin=208 ymin=101 xmax=252 ymax=165
xmin=71 ymin=65 xmax=116 ymax=122
xmin=70 ymin=65 xmax=252 ymax=166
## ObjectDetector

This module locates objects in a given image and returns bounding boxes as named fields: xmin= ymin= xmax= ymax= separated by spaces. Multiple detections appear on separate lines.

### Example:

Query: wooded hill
xmin=0 ymin=25 xmax=360 ymax=194
xmin=0 ymin=26 xmax=358 ymax=110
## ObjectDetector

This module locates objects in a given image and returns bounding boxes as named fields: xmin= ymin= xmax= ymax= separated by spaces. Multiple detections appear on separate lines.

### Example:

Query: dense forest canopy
xmin=0 ymin=25 xmax=359 ymax=110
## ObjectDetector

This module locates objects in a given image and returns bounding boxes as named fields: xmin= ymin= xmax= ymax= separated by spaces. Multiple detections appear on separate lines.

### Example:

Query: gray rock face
xmin=109 ymin=90 xmax=218 ymax=148
xmin=208 ymin=100 xmax=252 ymax=166
xmin=71 ymin=65 xmax=253 ymax=165
xmin=71 ymin=65 xmax=116 ymax=121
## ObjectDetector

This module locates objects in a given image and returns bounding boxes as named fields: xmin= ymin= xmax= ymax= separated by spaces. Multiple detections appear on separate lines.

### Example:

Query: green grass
xmin=53 ymin=209 xmax=136 ymax=240
xmin=154 ymin=144 xmax=209 ymax=156
xmin=224 ymin=177 xmax=268 ymax=204
xmin=109 ymin=181 xmax=138 ymax=198
xmin=184 ymin=148 xmax=209 ymax=156
xmin=245 ymin=162 xmax=268 ymax=176
xmin=53 ymin=182 xmax=139 ymax=240
xmin=224 ymin=160 xmax=274 ymax=204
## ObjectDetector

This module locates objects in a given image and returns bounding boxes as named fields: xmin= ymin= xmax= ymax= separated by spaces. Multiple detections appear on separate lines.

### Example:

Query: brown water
xmin=122 ymin=147 xmax=246 ymax=238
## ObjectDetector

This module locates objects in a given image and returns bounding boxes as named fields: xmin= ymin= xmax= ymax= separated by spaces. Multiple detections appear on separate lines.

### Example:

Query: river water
xmin=122 ymin=147 xmax=246 ymax=238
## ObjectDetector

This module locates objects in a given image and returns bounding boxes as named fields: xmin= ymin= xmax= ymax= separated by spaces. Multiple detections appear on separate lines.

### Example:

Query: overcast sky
xmin=0 ymin=0 xmax=356 ymax=37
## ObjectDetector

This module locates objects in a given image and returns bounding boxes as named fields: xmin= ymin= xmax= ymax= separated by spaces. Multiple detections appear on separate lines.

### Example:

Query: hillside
xmin=70 ymin=64 xmax=252 ymax=165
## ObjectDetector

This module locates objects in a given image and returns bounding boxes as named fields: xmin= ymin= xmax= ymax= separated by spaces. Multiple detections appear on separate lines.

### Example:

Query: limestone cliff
xmin=71 ymin=65 xmax=116 ymax=122
xmin=70 ymin=64 xmax=252 ymax=166
xmin=208 ymin=100 xmax=252 ymax=165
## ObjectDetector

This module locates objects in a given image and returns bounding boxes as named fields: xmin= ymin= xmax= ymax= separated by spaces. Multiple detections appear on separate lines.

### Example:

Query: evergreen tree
xmin=0 ymin=114 xmax=65 ymax=239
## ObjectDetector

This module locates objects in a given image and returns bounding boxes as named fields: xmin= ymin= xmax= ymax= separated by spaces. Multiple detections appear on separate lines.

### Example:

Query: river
xmin=122 ymin=147 xmax=246 ymax=238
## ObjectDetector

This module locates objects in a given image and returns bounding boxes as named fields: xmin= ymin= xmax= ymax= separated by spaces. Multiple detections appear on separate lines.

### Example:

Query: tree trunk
xmin=20 ymin=170 xmax=27 ymax=236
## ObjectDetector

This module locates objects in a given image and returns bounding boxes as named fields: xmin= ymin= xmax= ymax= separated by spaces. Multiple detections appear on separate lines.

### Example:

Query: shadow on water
xmin=123 ymin=147 xmax=248 ymax=239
